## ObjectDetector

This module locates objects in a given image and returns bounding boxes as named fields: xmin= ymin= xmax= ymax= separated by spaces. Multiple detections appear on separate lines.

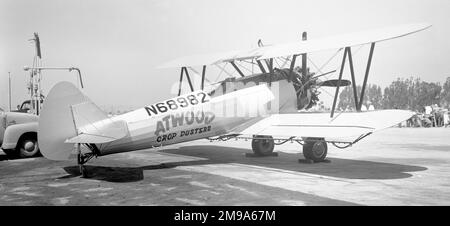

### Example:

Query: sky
xmin=0 ymin=0 xmax=449 ymax=111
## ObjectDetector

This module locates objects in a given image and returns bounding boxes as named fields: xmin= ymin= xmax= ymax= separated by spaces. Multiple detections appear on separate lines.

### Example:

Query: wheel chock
xmin=298 ymin=159 xmax=331 ymax=164
xmin=245 ymin=152 xmax=279 ymax=158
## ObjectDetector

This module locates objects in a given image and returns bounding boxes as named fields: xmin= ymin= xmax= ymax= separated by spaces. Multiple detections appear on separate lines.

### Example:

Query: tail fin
xmin=38 ymin=82 xmax=128 ymax=160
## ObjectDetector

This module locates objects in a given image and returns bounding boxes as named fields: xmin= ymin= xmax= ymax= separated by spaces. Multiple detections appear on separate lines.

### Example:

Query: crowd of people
xmin=335 ymin=102 xmax=449 ymax=128
xmin=406 ymin=104 xmax=449 ymax=128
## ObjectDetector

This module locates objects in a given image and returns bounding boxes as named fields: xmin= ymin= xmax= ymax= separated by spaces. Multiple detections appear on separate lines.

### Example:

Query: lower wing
xmin=233 ymin=110 xmax=414 ymax=143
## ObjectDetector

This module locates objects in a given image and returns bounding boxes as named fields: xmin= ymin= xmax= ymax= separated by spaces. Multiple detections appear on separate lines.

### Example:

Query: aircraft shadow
xmin=160 ymin=145 xmax=427 ymax=180
xmin=62 ymin=163 xmax=174 ymax=183
xmin=0 ymin=154 xmax=8 ymax=161
xmin=60 ymin=144 xmax=427 ymax=182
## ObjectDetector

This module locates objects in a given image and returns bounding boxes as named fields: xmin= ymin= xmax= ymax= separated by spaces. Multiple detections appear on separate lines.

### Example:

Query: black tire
xmin=303 ymin=138 xmax=327 ymax=162
xmin=79 ymin=164 xmax=92 ymax=178
xmin=17 ymin=134 xmax=40 ymax=158
xmin=2 ymin=149 xmax=18 ymax=158
xmin=251 ymin=135 xmax=275 ymax=156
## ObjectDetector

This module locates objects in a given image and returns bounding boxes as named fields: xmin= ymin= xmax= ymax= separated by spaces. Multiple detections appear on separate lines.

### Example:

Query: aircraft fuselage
xmin=98 ymin=87 xmax=272 ymax=156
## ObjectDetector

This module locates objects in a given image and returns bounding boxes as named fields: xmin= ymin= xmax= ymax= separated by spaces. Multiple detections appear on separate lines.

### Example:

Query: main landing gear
xmin=251 ymin=135 xmax=275 ymax=156
xmin=302 ymin=138 xmax=328 ymax=162
xmin=250 ymin=136 xmax=328 ymax=162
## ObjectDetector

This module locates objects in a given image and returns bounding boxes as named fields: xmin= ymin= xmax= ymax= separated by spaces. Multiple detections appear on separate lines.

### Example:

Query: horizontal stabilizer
xmin=65 ymin=133 xmax=117 ymax=144
xmin=65 ymin=119 xmax=128 ymax=144
xmin=68 ymin=102 xmax=129 ymax=144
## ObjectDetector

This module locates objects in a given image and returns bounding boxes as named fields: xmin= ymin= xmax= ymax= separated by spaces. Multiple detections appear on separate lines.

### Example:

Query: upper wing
xmin=260 ymin=23 xmax=431 ymax=59
xmin=158 ymin=23 xmax=431 ymax=68
xmin=158 ymin=50 xmax=240 ymax=68
xmin=236 ymin=110 xmax=414 ymax=142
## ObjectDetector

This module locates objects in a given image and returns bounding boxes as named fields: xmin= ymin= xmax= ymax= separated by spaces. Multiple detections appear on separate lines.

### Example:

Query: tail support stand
xmin=76 ymin=143 xmax=87 ymax=178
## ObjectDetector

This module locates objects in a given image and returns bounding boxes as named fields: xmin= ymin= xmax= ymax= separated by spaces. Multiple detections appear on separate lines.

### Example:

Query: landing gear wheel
xmin=251 ymin=135 xmax=275 ymax=156
xmin=303 ymin=138 xmax=327 ymax=162
xmin=17 ymin=136 xmax=40 ymax=158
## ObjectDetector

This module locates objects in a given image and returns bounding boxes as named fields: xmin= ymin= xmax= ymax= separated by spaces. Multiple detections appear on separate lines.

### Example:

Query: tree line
xmin=337 ymin=77 xmax=450 ymax=112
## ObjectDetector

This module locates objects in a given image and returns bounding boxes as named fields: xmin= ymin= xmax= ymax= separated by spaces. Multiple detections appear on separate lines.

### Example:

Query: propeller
xmin=296 ymin=70 xmax=351 ymax=88
xmin=318 ymin=79 xmax=352 ymax=87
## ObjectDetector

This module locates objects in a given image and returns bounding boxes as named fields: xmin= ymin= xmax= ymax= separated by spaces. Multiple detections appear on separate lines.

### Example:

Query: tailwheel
xmin=251 ymin=135 xmax=275 ymax=156
xmin=79 ymin=163 xmax=88 ymax=178
xmin=75 ymin=143 xmax=100 ymax=178
xmin=302 ymin=138 xmax=328 ymax=162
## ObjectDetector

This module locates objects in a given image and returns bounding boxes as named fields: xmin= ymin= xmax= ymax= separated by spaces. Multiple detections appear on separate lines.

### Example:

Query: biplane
xmin=38 ymin=23 xmax=431 ymax=177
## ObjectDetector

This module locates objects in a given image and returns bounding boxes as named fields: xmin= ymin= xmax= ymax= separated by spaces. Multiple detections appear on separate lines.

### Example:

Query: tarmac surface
xmin=0 ymin=128 xmax=449 ymax=206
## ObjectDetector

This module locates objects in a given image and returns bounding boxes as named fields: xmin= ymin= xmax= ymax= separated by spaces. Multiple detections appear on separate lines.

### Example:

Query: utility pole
xmin=8 ymin=72 xmax=12 ymax=111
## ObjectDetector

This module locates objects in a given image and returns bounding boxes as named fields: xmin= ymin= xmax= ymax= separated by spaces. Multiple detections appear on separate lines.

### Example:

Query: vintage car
xmin=0 ymin=104 xmax=40 ymax=158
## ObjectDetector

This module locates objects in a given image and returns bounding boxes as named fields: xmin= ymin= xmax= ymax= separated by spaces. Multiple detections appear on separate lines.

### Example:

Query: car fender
xmin=1 ymin=122 xmax=38 ymax=150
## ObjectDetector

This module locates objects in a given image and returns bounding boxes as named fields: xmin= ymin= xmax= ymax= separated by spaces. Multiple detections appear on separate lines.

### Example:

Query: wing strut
xmin=230 ymin=61 xmax=245 ymax=77
xmin=289 ymin=55 xmax=298 ymax=78
xmin=177 ymin=67 xmax=195 ymax=96
xmin=265 ymin=58 xmax=274 ymax=74
xmin=358 ymin=43 xmax=376 ymax=111
xmin=177 ymin=67 xmax=183 ymax=96
xmin=330 ymin=42 xmax=376 ymax=118
xmin=257 ymin=60 xmax=267 ymax=74
xmin=347 ymin=47 xmax=359 ymax=109
xmin=330 ymin=47 xmax=348 ymax=118
xmin=201 ymin=65 xmax=206 ymax=90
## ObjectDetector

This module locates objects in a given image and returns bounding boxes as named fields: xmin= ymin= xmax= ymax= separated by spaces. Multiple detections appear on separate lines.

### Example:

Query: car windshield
xmin=21 ymin=102 xmax=31 ymax=110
